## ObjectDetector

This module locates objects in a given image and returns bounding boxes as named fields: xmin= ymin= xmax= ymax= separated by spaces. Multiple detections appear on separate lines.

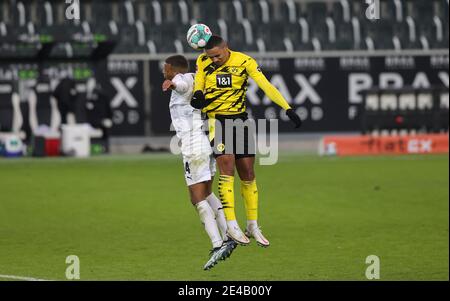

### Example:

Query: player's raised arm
xmin=246 ymin=58 xmax=302 ymax=128
xmin=172 ymin=76 xmax=190 ymax=94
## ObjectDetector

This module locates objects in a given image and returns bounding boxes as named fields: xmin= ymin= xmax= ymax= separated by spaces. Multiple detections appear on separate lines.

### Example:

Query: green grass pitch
xmin=0 ymin=153 xmax=448 ymax=280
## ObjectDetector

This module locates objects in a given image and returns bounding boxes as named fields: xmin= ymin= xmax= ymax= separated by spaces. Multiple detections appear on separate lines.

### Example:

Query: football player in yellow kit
xmin=191 ymin=36 xmax=302 ymax=247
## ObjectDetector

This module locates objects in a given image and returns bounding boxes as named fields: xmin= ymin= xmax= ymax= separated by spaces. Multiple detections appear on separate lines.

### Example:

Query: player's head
xmin=205 ymin=35 xmax=230 ymax=67
xmin=163 ymin=55 xmax=189 ymax=80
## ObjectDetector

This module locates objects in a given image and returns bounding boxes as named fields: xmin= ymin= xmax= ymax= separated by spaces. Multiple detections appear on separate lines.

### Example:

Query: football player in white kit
xmin=162 ymin=55 xmax=237 ymax=270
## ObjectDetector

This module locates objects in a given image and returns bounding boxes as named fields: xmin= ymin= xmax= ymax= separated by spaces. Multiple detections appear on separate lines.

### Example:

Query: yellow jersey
xmin=194 ymin=50 xmax=292 ymax=117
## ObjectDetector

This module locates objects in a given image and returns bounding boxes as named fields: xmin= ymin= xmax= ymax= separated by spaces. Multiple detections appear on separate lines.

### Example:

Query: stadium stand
xmin=0 ymin=0 xmax=448 ymax=55
xmin=0 ymin=0 xmax=448 ymax=156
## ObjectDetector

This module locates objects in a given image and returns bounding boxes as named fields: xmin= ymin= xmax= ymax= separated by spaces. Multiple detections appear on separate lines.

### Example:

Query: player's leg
xmin=185 ymin=155 xmax=237 ymax=270
xmin=215 ymin=154 xmax=250 ymax=245
xmin=204 ymin=149 xmax=228 ymax=241
xmin=211 ymin=116 xmax=249 ymax=245
xmin=190 ymin=183 xmax=236 ymax=270
xmin=184 ymin=154 xmax=224 ymax=249
xmin=235 ymin=156 xmax=257 ymax=222
xmin=189 ymin=182 xmax=223 ymax=250
xmin=205 ymin=177 xmax=228 ymax=241
xmin=236 ymin=156 xmax=270 ymax=248
xmin=215 ymin=154 xmax=237 ymax=223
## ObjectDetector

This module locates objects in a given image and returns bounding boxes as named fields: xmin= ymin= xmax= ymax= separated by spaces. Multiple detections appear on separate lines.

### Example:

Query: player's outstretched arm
xmin=247 ymin=58 xmax=302 ymax=128
xmin=285 ymin=108 xmax=302 ymax=128
xmin=172 ymin=77 xmax=190 ymax=94
xmin=162 ymin=80 xmax=175 ymax=92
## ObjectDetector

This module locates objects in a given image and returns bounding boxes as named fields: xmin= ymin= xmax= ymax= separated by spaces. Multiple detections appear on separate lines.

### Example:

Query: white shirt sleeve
xmin=172 ymin=74 xmax=191 ymax=94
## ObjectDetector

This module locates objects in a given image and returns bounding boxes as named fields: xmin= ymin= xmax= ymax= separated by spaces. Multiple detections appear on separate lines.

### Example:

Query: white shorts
xmin=183 ymin=153 xmax=216 ymax=186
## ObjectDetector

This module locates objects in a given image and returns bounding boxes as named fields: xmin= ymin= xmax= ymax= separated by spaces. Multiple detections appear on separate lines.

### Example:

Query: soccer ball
xmin=186 ymin=24 xmax=212 ymax=50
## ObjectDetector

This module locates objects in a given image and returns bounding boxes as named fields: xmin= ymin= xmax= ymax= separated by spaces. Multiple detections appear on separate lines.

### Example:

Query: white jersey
xmin=169 ymin=73 xmax=209 ymax=156
xmin=169 ymin=73 xmax=195 ymax=108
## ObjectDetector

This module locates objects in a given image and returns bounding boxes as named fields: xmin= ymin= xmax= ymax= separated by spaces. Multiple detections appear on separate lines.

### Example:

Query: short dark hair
xmin=205 ymin=35 xmax=226 ymax=50
xmin=165 ymin=55 xmax=189 ymax=71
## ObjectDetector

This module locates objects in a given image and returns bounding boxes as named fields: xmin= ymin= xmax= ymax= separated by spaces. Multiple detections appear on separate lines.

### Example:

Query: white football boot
xmin=245 ymin=225 xmax=270 ymax=248
xmin=226 ymin=224 xmax=250 ymax=246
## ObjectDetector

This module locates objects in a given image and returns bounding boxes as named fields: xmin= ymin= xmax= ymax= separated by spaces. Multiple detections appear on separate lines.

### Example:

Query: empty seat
xmin=146 ymin=23 xmax=184 ymax=53
xmin=362 ymin=19 xmax=396 ymax=50
xmin=350 ymin=0 xmax=368 ymax=21
xmin=417 ymin=15 xmax=449 ymax=49
xmin=12 ymin=0 xmax=45 ymax=27
xmin=326 ymin=21 xmax=354 ymax=50
xmin=433 ymin=0 xmax=449 ymax=23
xmin=410 ymin=0 xmax=435 ymax=20
xmin=163 ymin=0 xmax=192 ymax=25
xmin=279 ymin=0 xmax=301 ymax=24
xmin=86 ymin=0 xmax=123 ymax=39
xmin=378 ymin=0 xmax=401 ymax=22
xmin=229 ymin=20 xmax=259 ymax=52
xmin=191 ymin=0 xmax=220 ymax=24
xmin=0 ymin=1 xmax=12 ymax=25
xmin=220 ymin=0 xmax=247 ymax=23
xmin=393 ymin=19 xmax=423 ymax=50
xmin=289 ymin=18 xmax=315 ymax=51
xmin=251 ymin=21 xmax=288 ymax=52
xmin=331 ymin=0 xmax=352 ymax=24
xmin=310 ymin=19 xmax=330 ymax=50
xmin=142 ymin=0 xmax=165 ymax=25
xmin=247 ymin=0 xmax=274 ymax=24
xmin=305 ymin=1 xmax=329 ymax=22
xmin=114 ymin=24 xmax=147 ymax=53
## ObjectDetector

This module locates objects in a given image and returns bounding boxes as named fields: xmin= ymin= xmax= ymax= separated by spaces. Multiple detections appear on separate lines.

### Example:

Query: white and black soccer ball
xmin=186 ymin=23 xmax=213 ymax=50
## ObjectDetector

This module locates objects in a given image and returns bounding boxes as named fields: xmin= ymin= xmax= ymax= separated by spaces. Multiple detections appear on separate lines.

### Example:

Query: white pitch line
xmin=0 ymin=274 xmax=51 ymax=281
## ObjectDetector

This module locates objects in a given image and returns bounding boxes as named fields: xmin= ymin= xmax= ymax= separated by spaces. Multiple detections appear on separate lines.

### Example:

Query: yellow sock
xmin=241 ymin=180 xmax=258 ymax=221
xmin=218 ymin=175 xmax=236 ymax=221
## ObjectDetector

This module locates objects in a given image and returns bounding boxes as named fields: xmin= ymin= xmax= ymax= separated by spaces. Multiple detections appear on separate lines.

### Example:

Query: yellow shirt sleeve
xmin=246 ymin=58 xmax=292 ymax=111
xmin=194 ymin=54 xmax=206 ymax=92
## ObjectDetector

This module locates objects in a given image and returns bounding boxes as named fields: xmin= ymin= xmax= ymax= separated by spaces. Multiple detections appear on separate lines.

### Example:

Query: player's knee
xmin=220 ymin=167 xmax=234 ymax=176
xmin=218 ymin=157 xmax=235 ymax=175
xmin=240 ymin=169 xmax=255 ymax=181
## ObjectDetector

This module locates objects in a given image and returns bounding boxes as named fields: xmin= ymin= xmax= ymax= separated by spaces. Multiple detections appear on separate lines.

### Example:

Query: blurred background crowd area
xmin=0 ymin=0 xmax=448 ymax=56
xmin=0 ymin=1 xmax=448 ymax=157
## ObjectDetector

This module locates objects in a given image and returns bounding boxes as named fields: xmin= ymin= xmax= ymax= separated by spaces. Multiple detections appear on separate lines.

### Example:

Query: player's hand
xmin=162 ymin=80 xmax=175 ymax=92
xmin=286 ymin=108 xmax=302 ymax=129
xmin=191 ymin=90 xmax=207 ymax=109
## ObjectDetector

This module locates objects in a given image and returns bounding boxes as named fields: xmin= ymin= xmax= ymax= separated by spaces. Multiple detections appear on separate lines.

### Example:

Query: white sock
xmin=206 ymin=193 xmax=228 ymax=241
xmin=195 ymin=201 xmax=223 ymax=249
xmin=227 ymin=219 xmax=240 ymax=230
xmin=247 ymin=220 xmax=258 ymax=230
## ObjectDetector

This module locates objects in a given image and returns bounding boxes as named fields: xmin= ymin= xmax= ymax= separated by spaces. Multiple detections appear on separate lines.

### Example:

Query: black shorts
xmin=210 ymin=112 xmax=256 ymax=159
